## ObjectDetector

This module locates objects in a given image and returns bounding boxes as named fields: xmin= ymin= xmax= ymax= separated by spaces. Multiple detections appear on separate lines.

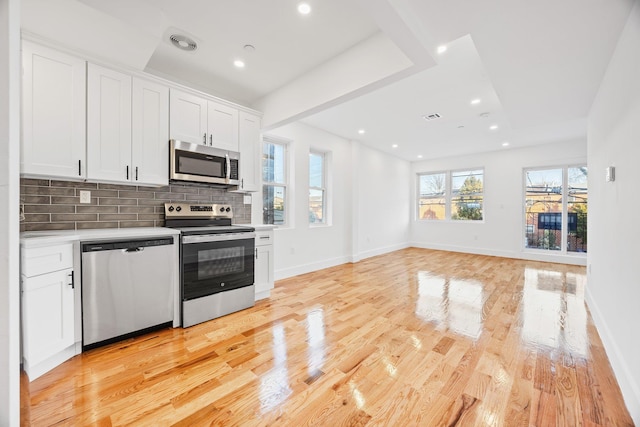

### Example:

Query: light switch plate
xmin=606 ymin=166 xmax=615 ymax=182
xmin=243 ymin=195 xmax=252 ymax=205
xmin=79 ymin=190 xmax=91 ymax=204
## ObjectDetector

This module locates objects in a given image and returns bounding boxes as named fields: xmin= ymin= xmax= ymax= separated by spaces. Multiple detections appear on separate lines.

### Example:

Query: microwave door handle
xmin=226 ymin=154 xmax=230 ymax=181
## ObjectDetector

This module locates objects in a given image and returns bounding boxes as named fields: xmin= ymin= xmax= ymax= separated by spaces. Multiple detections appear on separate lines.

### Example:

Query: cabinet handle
xmin=126 ymin=165 xmax=129 ymax=180
xmin=78 ymin=160 xmax=82 ymax=176
xmin=209 ymin=134 xmax=213 ymax=146
xmin=255 ymin=248 xmax=258 ymax=259
xmin=135 ymin=166 xmax=139 ymax=181
xmin=203 ymin=133 xmax=207 ymax=145
xmin=68 ymin=271 xmax=74 ymax=289
xmin=241 ymin=178 xmax=244 ymax=189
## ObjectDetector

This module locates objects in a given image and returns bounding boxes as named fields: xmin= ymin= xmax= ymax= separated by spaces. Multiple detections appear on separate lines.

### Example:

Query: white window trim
xmin=262 ymin=134 xmax=292 ymax=228
xmin=522 ymin=164 xmax=587 ymax=257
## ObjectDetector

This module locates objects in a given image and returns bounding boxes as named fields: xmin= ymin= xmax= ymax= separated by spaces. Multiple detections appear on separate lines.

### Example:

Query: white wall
xmin=266 ymin=122 xmax=354 ymax=279
xmin=0 ymin=0 xmax=21 ymax=424
xmin=351 ymin=141 xmax=411 ymax=261
xmin=586 ymin=1 xmax=640 ymax=422
xmin=264 ymin=122 xmax=411 ymax=279
xmin=411 ymin=140 xmax=587 ymax=265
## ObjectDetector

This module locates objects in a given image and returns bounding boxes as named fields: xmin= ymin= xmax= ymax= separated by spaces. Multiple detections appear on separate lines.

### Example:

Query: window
xmin=524 ymin=166 xmax=587 ymax=253
xmin=451 ymin=169 xmax=484 ymax=221
xmin=418 ymin=169 xmax=484 ymax=221
xmin=309 ymin=151 xmax=326 ymax=224
xmin=418 ymin=173 xmax=446 ymax=220
xmin=262 ymin=138 xmax=288 ymax=225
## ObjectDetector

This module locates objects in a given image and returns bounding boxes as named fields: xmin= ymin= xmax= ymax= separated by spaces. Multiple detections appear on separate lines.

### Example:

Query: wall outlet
xmin=243 ymin=195 xmax=252 ymax=205
xmin=79 ymin=190 xmax=91 ymax=204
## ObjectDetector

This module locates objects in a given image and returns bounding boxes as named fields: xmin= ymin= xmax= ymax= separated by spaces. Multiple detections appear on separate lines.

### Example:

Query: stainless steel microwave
xmin=169 ymin=140 xmax=240 ymax=187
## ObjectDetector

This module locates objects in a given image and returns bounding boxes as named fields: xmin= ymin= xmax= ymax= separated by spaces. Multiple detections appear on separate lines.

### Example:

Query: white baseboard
xmin=352 ymin=242 xmax=410 ymax=263
xmin=24 ymin=344 xmax=77 ymax=381
xmin=275 ymin=255 xmax=353 ymax=281
xmin=409 ymin=241 xmax=587 ymax=266
xmin=586 ymin=287 xmax=640 ymax=425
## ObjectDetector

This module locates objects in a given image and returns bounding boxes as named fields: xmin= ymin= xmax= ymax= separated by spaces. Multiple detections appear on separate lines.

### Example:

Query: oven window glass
xmin=198 ymin=247 xmax=244 ymax=279
xmin=179 ymin=156 xmax=223 ymax=177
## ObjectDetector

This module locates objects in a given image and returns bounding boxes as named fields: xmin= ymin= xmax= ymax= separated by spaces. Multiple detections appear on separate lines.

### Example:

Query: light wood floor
xmin=21 ymin=248 xmax=633 ymax=426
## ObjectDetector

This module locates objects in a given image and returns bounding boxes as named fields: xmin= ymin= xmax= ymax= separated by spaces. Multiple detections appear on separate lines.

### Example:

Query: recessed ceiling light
xmin=490 ymin=124 xmax=499 ymax=130
xmin=392 ymin=144 xmax=398 ymax=148
xmin=502 ymin=142 xmax=510 ymax=147
xmin=417 ymin=155 xmax=423 ymax=159
xmin=298 ymin=2 xmax=311 ymax=14
xmin=358 ymin=129 xmax=365 ymax=134
xmin=457 ymin=125 xmax=465 ymax=129
xmin=233 ymin=59 xmax=245 ymax=68
xmin=471 ymin=98 xmax=481 ymax=105
xmin=479 ymin=112 xmax=490 ymax=118
xmin=437 ymin=45 xmax=447 ymax=54
xmin=243 ymin=44 xmax=256 ymax=53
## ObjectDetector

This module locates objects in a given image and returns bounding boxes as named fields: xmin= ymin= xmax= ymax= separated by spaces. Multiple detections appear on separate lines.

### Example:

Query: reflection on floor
xmin=21 ymin=248 xmax=633 ymax=426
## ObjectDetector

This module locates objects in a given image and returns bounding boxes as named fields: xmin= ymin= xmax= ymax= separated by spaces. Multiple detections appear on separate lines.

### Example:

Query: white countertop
xmin=245 ymin=224 xmax=278 ymax=231
xmin=20 ymin=227 xmax=181 ymax=247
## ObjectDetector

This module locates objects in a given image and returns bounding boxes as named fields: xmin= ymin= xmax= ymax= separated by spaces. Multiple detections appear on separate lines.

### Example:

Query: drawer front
xmin=22 ymin=243 xmax=74 ymax=277
xmin=255 ymin=230 xmax=273 ymax=247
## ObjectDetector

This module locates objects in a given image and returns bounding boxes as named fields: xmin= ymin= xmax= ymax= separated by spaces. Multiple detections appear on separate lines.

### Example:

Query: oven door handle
xmin=182 ymin=232 xmax=256 ymax=244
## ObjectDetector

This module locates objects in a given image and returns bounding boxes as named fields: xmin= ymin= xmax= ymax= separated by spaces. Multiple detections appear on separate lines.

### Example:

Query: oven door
xmin=181 ymin=232 xmax=255 ymax=300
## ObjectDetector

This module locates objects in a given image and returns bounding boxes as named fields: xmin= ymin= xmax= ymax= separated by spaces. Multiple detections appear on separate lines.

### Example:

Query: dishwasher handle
xmin=82 ymin=238 xmax=173 ymax=253
xmin=124 ymin=247 xmax=144 ymax=253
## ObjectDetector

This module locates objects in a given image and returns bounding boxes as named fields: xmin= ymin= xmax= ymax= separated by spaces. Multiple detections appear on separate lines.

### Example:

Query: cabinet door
xmin=22 ymin=268 xmax=75 ymax=368
xmin=87 ymin=64 xmax=132 ymax=182
xmin=132 ymin=77 xmax=169 ymax=186
xmin=255 ymin=244 xmax=274 ymax=298
xmin=207 ymin=100 xmax=239 ymax=151
xmin=169 ymin=89 xmax=208 ymax=145
xmin=22 ymin=41 xmax=86 ymax=179
xmin=237 ymin=111 xmax=260 ymax=192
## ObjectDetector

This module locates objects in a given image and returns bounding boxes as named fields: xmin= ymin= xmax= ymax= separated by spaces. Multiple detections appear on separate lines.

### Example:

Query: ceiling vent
xmin=170 ymin=34 xmax=198 ymax=51
xmin=422 ymin=113 xmax=442 ymax=121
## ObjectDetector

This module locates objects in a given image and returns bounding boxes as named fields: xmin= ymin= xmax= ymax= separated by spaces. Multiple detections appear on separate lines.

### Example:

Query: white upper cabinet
xmin=132 ymin=78 xmax=169 ymax=186
xmin=208 ymin=101 xmax=239 ymax=152
xmin=22 ymin=41 xmax=86 ymax=179
xmin=237 ymin=111 xmax=261 ymax=192
xmin=87 ymin=63 xmax=132 ymax=182
xmin=169 ymin=89 xmax=208 ymax=145
xmin=170 ymin=89 xmax=239 ymax=151
xmin=87 ymin=66 xmax=169 ymax=186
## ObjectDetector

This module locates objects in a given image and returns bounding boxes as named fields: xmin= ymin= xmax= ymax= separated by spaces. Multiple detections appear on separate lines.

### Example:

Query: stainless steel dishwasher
xmin=81 ymin=237 xmax=176 ymax=349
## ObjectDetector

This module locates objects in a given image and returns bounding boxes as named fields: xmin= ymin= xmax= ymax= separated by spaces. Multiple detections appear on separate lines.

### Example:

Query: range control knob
xmin=220 ymin=207 xmax=225 ymax=212
xmin=225 ymin=207 xmax=231 ymax=212
xmin=168 ymin=206 xmax=174 ymax=212
xmin=176 ymin=206 xmax=182 ymax=212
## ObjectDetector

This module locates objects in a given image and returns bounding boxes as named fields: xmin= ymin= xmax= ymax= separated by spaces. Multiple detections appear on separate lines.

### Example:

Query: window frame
xmin=262 ymin=135 xmax=290 ymax=227
xmin=417 ymin=168 xmax=484 ymax=222
xmin=308 ymin=149 xmax=328 ymax=226
xmin=522 ymin=164 xmax=587 ymax=255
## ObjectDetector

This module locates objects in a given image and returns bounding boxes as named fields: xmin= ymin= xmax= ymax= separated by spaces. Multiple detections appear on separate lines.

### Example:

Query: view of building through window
xmin=525 ymin=166 xmax=587 ymax=252
xmin=418 ymin=169 xmax=484 ymax=221
xmin=418 ymin=172 xmax=446 ymax=220
xmin=451 ymin=169 xmax=484 ymax=221
xmin=309 ymin=151 xmax=325 ymax=224
xmin=262 ymin=139 xmax=287 ymax=225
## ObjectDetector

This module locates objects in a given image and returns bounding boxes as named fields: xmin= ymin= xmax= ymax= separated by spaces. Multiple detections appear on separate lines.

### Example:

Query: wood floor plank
xmin=20 ymin=248 xmax=634 ymax=426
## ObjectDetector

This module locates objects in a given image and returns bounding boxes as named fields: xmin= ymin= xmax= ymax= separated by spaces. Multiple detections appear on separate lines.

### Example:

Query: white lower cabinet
xmin=254 ymin=229 xmax=274 ymax=301
xmin=21 ymin=243 xmax=78 ymax=381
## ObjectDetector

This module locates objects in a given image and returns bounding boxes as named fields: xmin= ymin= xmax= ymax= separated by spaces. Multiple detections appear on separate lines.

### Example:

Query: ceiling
xmin=20 ymin=0 xmax=636 ymax=162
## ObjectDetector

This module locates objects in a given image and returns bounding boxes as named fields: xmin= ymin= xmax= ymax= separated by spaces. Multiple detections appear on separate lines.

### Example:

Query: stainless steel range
xmin=165 ymin=202 xmax=255 ymax=327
